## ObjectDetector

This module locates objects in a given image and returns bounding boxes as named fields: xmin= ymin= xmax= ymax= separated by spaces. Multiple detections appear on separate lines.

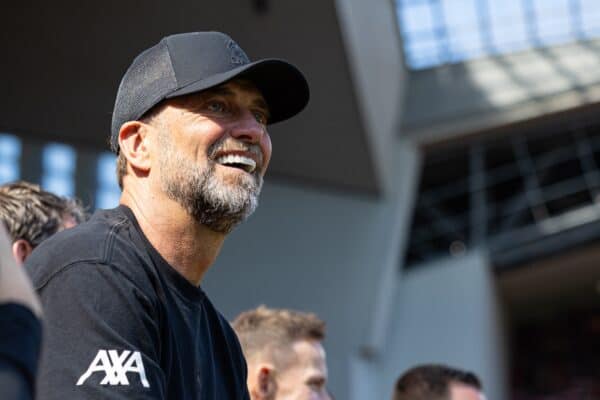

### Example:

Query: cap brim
xmin=167 ymin=59 xmax=309 ymax=124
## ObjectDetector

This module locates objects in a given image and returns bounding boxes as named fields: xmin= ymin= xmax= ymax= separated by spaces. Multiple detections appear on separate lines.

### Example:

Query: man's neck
xmin=120 ymin=187 xmax=226 ymax=286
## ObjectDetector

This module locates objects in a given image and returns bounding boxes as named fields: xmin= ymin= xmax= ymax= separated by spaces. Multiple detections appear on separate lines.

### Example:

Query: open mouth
xmin=215 ymin=154 xmax=257 ymax=173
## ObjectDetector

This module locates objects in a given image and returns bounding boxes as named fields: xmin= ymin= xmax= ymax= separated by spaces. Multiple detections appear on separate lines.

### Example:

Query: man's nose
xmin=229 ymin=110 xmax=266 ymax=144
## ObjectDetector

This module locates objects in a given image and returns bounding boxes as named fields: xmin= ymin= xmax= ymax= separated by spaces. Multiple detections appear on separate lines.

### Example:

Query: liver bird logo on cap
xmin=227 ymin=40 xmax=250 ymax=66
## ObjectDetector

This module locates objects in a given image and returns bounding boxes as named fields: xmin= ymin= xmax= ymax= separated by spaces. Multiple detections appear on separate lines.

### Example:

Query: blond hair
xmin=0 ymin=181 xmax=86 ymax=246
xmin=232 ymin=306 xmax=325 ymax=367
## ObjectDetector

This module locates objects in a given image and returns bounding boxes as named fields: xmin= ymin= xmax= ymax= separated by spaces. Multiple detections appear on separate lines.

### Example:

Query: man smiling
xmin=25 ymin=32 xmax=309 ymax=399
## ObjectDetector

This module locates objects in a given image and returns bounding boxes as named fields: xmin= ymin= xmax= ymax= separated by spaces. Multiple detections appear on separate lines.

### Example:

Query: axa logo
xmin=76 ymin=349 xmax=150 ymax=388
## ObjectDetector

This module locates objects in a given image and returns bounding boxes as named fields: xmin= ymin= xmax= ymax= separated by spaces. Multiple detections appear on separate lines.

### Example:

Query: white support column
xmin=381 ymin=251 xmax=509 ymax=400
xmin=333 ymin=2 xmax=423 ymax=396
xmin=334 ymin=0 xmax=407 ymax=197
xmin=362 ymin=139 xmax=421 ymax=356
xmin=349 ymin=138 xmax=421 ymax=400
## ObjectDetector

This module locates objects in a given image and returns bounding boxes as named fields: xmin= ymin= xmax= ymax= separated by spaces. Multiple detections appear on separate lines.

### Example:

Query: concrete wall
xmin=202 ymin=180 xmax=384 ymax=399
xmin=334 ymin=0 xmax=407 ymax=197
xmin=202 ymin=141 xmax=419 ymax=399
xmin=202 ymin=178 xmax=508 ymax=399
xmin=381 ymin=251 xmax=508 ymax=400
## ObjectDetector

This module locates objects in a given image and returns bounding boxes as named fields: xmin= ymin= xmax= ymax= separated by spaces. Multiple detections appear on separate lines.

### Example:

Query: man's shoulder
xmin=25 ymin=207 xmax=149 ymax=290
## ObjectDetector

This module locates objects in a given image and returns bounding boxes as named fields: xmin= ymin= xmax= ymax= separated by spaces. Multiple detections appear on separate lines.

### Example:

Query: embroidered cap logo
xmin=227 ymin=40 xmax=250 ymax=66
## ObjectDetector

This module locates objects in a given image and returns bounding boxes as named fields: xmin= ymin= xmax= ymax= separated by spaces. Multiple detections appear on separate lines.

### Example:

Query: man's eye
xmin=253 ymin=110 xmax=268 ymax=125
xmin=206 ymin=101 xmax=226 ymax=113
xmin=307 ymin=380 xmax=325 ymax=391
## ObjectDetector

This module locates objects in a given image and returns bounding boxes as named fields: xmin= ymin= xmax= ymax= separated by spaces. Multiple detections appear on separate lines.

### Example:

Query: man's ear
xmin=250 ymin=364 xmax=277 ymax=400
xmin=118 ymin=121 xmax=153 ymax=174
xmin=12 ymin=239 xmax=33 ymax=266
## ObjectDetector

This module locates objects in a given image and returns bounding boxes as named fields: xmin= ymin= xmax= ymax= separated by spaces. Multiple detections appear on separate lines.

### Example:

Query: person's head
xmin=112 ymin=32 xmax=309 ymax=234
xmin=232 ymin=306 xmax=329 ymax=400
xmin=393 ymin=364 xmax=485 ymax=400
xmin=0 ymin=181 xmax=86 ymax=264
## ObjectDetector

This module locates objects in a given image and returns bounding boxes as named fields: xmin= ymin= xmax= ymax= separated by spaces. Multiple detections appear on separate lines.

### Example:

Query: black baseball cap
xmin=110 ymin=31 xmax=309 ymax=152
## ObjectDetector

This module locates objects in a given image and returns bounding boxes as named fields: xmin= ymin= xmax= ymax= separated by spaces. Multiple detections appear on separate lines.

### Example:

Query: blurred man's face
xmin=275 ymin=340 xmax=329 ymax=400
xmin=449 ymin=383 xmax=486 ymax=400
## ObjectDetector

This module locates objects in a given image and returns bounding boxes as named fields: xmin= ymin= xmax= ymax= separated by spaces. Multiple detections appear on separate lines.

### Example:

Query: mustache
xmin=208 ymin=138 xmax=264 ymax=166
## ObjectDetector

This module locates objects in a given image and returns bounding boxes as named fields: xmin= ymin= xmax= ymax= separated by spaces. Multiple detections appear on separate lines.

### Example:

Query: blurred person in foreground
xmin=232 ymin=306 xmax=330 ymax=400
xmin=25 ymin=31 xmax=309 ymax=399
xmin=0 ymin=181 xmax=86 ymax=265
xmin=0 ymin=222 xmax=42 ymax=399
xmin=394 ymin=364 xmax=486 ymax=400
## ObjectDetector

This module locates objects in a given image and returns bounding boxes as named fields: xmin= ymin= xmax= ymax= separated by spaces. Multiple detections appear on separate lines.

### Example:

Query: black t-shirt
xmin=25 ymin=206 xmax=249 ymax=400
xmin=0 ymin=303 xmax=42 ymax=400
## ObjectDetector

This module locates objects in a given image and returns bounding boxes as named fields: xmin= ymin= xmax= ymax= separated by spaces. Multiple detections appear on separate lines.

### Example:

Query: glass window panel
xmin=0 ymin=134 xmax=21 ymax=159
xmin=42 ymin=175 xmax=74 ymax=197
xmin=96 ymin=191 xmax=120 ymax=210
xmin=580 ymin=0 xmax=600 ymax=37
xmin=42 ymin=143 xmax=75 ymax=174
xmin=41 ymin=143 xmax=76 ymax=197
xmin=400 ymin=2 xmax=436 ymax=35
xmin=406 ymin=39 xmax=442 ymax=69
xmin=533 ymin=0 xmax=571 ymax=45
xmin=0 ymin=164 xmax=18 ymax=184
xmin=97 ymin=153 xmax=117 ymax=186
xmin=441 ymin=0 xmax=484 ymax=58
xmin=397 ymin=0 xmax=600 ymax=69
xmin=0 ymin=133 xmax=21 ymax=184
xmin=488 ymin=0 xmax=529 ymax=52
xmin=447 ymin=26 xmax=488 ymax=60
xmin=96 ymin=152 xmax=120 ymax=209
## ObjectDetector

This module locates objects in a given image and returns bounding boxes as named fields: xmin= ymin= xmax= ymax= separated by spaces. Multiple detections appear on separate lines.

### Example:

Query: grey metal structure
xmin=407 ymin=112 xmax=600 ymax=268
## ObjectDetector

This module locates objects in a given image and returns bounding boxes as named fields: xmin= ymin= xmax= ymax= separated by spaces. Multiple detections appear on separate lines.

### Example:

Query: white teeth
xmin=215 ymin=154 xmax=257 ymax=173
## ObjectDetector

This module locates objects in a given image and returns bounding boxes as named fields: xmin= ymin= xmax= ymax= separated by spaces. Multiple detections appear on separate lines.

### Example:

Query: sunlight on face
xmin=275 ymin=340 xmax=329 ymax=400
xmin=450 ymin=383 xmax=486 ymax=400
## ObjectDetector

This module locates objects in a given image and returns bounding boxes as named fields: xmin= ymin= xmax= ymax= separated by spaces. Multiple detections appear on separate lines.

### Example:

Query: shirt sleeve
xmin=0 ymin=303 xmax=42 ymax=400
xmin=34 ymin=261 xmax=166 ymax=400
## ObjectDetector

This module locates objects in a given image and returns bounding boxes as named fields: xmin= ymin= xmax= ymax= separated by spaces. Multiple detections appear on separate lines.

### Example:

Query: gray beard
xmin=159 ymin=141 xmax=263 ymax=234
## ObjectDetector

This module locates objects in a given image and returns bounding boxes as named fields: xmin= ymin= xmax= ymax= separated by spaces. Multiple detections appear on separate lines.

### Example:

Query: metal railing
xmin=405 ymin=117 xmax=600 ymax=267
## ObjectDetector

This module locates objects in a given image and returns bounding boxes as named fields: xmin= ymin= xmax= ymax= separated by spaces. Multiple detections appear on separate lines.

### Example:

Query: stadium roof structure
xmin=397 ymin=0 xmax=600 ymax=70
xmin=0 ymin=0 xmax=378 ymax=194
xmin=406 ymin=108 xmax=600 ymax=268
xmin=395 ymin=0 xmax=600 ymax=269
